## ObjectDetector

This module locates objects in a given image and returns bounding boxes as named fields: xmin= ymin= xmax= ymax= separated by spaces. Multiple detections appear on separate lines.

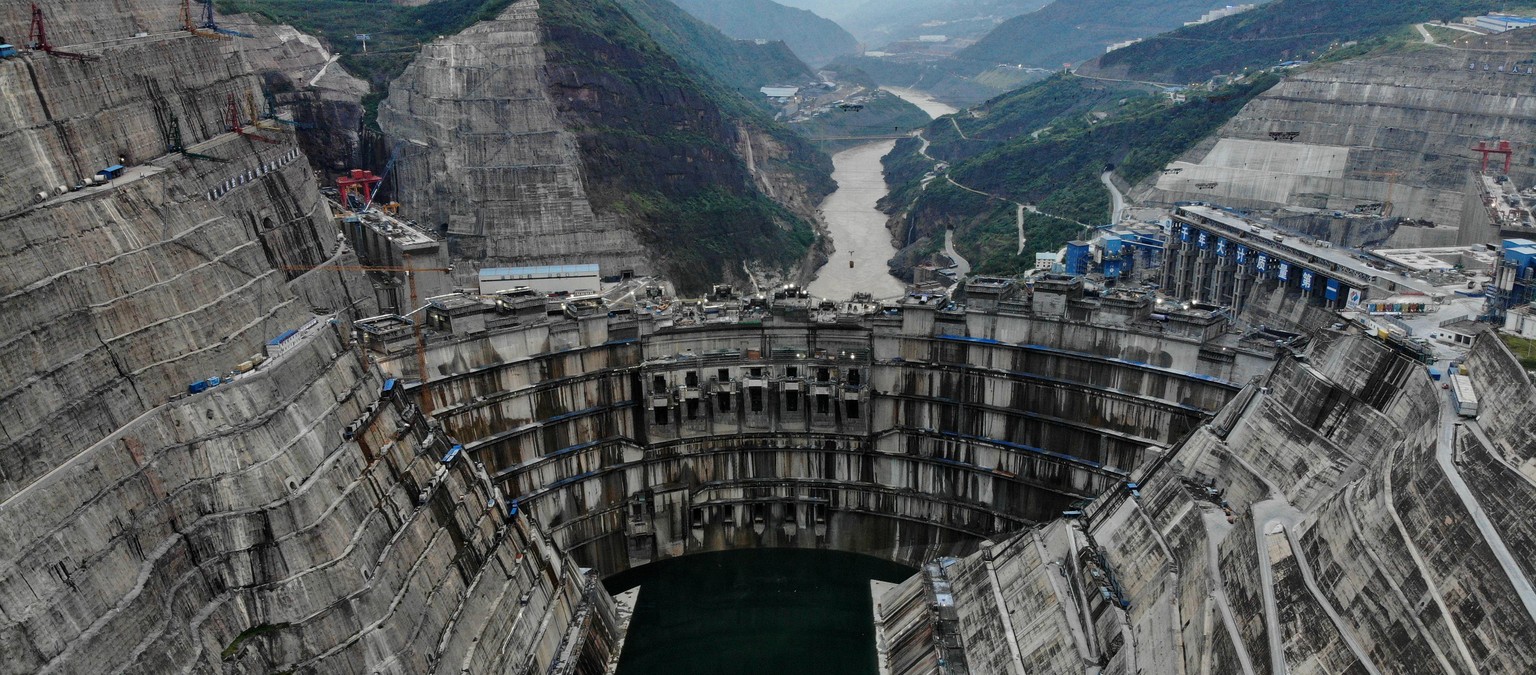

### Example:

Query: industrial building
xmin=479 ymin=263 xmax=604 ymax=296
xmin=1161 ymin=205 xmax=1434 ymax=313
xmin=1485 ymin=238 xmax=1536 ymax=321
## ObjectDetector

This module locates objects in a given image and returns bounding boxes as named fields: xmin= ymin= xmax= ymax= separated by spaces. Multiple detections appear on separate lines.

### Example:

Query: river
xmin=805 ymin=88 xmax=959 ymax=300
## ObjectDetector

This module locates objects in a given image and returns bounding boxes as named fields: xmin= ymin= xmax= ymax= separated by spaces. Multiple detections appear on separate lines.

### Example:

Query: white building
xmin=760 ymin=86 xmax=800 ymax=99
xmin=479 ymin=264 xmax=602 ymax=296
xmin=1473 ymin=14 xmax=1536 ymax=33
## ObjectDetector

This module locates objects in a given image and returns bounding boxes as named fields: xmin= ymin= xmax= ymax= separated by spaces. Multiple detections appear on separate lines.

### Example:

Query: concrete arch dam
xmin=389 ymin=307 xmax=1258 ymax=575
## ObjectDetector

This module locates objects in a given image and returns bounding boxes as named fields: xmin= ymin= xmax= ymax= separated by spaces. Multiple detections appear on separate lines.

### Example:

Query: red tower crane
xmin=28 ymin=3 xmax=100 ymax=61
xmin=1472 ymin=140 xmax=1514 ymax=174
xmin=227 ymin=93 xmax=279 ymax=143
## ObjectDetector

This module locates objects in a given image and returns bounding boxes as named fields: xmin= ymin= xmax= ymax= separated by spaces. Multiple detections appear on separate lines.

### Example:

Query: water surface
xmin=607 ymin=549 xmax=915 ymax=675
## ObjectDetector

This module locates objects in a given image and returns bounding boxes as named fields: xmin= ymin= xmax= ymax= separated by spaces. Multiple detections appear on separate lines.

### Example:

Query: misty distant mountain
xmin=668 ymin=0 xmax=861 ymax=67
xmin=836 ymin=0 xmax=1049 ymax=46
xmin=957 ymin=0 xmax=1237 ymax=70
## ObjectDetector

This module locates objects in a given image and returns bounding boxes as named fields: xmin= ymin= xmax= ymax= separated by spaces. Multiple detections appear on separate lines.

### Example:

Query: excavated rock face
xmin=1139 ymin=30 xmax=1536 ymax=246
xmin=378 ymin=0 xmax=646 ymax=277
xmin=0 ymin=2 xmax=620 ymax=671
xmin=379 ymin=0 xmax=831 ymax=292
xmin=224 ymin=21 xmax=371 ymax=173
xmin=878 ymin=333 xmax=1536 ymax=674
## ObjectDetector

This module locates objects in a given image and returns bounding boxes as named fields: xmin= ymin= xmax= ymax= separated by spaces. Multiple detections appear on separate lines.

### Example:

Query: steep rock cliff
xmin=1137 ymin=31 xmax=1536 ymax=246
xmin=380 ymin=0 xmax=832 ymax=292
xmin=0 ymin=2 xmax=618 ymax=671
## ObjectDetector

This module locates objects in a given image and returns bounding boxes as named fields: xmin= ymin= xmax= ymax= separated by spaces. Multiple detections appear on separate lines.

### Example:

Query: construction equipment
xmin=165 ymin=112 xmax=228 ymax=162
xmin=1472 ymin=140 xmax=1514 ymax=174
xmin=363 ymin=138 xmax=428 ymax=210
xmin=279 ymin=262 xmax=450 ymax=416
xmin=261 ymin=89 xmax=316 ymax=129
xmin=337 ymin=169 xmax=384 ymax=210
xmin=27 ymin=3 xmax=99 ymax=61
xmin=198 ymin=0 xmax=253 ymax=38
xmin=227 ymin=93 xmax=280 ymax=143
xmin=1353 ymin=169 xmax=1402 ymax=218
xmin=181 ymin=0 xmax=230 ymax=40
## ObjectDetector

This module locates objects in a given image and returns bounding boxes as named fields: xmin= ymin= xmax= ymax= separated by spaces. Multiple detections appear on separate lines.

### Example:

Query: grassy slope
xmin=1088 ymin=0 xmax=1536 ymax=83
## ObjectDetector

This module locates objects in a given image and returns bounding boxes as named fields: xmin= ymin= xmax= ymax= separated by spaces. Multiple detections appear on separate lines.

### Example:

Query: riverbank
xmin=805 ymin=87 xmax=959 ymax=300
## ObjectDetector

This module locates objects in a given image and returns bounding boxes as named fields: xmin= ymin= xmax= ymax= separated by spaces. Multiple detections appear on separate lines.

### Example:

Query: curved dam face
xmin=387 ymin=296 xmax=1266 ymax=576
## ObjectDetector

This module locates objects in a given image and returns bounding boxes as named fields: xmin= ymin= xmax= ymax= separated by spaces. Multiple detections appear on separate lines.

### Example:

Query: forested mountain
xmin=957 ymin=0 xmax=1240 ymax=70
xmin=668 ymin=0 xmax=860 ymax=66
xmin=880 ymin=74 xmax=1277 ymax=275
xmin=1081 ymin=0 xmax=1536 ymax=83
xmin=617 ymin=0 xmax=815 ymax=99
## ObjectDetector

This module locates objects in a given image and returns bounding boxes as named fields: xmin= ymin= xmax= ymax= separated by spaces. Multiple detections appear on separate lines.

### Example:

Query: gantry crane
xmin=279 ymin=262 xmax=450 ymax=416
xmin=1472 ymin=140 xmax=1515 ymax=174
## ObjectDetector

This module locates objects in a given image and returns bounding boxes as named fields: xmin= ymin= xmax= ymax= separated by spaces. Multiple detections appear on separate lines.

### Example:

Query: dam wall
xmin=881 ymin=333 xmax=1536 ymax=674
xmin=379 ymin=299 xmax=1258 ymax=575
xmin=0 ymin=322 xmax=618 ymax=673
xmin=1140 ymin=31 xmax=1536 ymax=245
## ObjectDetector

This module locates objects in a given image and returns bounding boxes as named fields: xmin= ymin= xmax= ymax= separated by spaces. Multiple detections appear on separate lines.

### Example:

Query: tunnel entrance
xmin=604 ymin=548 xmax=916 ymax=675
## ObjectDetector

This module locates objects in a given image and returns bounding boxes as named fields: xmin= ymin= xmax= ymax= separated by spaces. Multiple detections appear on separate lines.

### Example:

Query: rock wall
xmin=222 ymin=19 xmax=370 ymax=174
xmin=379 ymin=0 xmax=833 ymax=292
xmin=0 ymin=324 xmax=619 ymax=673
xmin=0 ymin=2 xmax=619 ymax=671
xmin=378 ymin=0 xmax=646 ymax=277
xmin=0 ymin=24 xmax=346 ymax=498
xmin=1137 ymin=32 xmax=1536 ymax=244
xmin=888 ymin=333 xmax=1536 ymax=674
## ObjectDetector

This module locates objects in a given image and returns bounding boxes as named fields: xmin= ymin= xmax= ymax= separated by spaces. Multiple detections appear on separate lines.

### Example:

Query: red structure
xmin=336 ymin=169 xmax=383 ymax=208
xmin=1472 ymin=140 xmax=1514 ymax=173
xmin=28 ymin=3 xmax=99 ymax=61
xmin=227 ymin=93 xmax=278 ymax=143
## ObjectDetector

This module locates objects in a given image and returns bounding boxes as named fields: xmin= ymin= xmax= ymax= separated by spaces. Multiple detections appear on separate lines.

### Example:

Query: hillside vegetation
xmin=668 ymin=0 xmax=859 ymax=66
xmin=539 ymin=0 xmax=832 ymax=291
xmin=1085 ymin=0 xmax=1536 ymax=83
xmin=882 ymin=74 xmax=1278 ymax=277
xmin=957 ymin=0 xmax=1236 ymax=70
xmin=220 ymin=0 xmax=515 ymax=121
xmin=616 ymin=0 xmax=815 ymax=103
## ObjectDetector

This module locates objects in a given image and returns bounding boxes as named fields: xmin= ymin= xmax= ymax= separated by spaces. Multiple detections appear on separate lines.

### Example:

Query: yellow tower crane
xmin=281 ymin=262 xmax=450 ymax=416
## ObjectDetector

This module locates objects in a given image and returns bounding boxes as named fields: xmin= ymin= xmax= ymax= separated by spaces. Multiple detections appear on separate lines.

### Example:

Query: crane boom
xmin=281 ymin=263 xmax=450 ymax=416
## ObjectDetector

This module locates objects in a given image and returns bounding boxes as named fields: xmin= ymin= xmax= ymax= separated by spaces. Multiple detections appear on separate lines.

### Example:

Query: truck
xmin=1449 ymin=373 xmax=1479 ymax=417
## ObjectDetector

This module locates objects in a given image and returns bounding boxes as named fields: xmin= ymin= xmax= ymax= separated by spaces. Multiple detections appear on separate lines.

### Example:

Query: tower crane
xmin=181 ymin=0 xmax=230 ymax=40
xmin=198 ymin=0 xmax=254 ymax=38
xmin=228 ymin=93 xmax=280 ymax=143
xmin=280 ymin=262 xmax=450 ymax=416
xmin=1352 ymin=169 xmax=1402 ymax=218
xmin=27 ymin=3 xmax=99 ymax=60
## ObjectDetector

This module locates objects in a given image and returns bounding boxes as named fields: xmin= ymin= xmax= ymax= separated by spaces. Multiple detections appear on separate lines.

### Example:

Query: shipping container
xmin=1450 ymin=373 xmax=1479 ymax=417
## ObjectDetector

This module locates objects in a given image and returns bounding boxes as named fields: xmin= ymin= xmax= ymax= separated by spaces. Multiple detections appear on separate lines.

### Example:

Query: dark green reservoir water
xmin=604 ymin=549 xmax=916 ymax=675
